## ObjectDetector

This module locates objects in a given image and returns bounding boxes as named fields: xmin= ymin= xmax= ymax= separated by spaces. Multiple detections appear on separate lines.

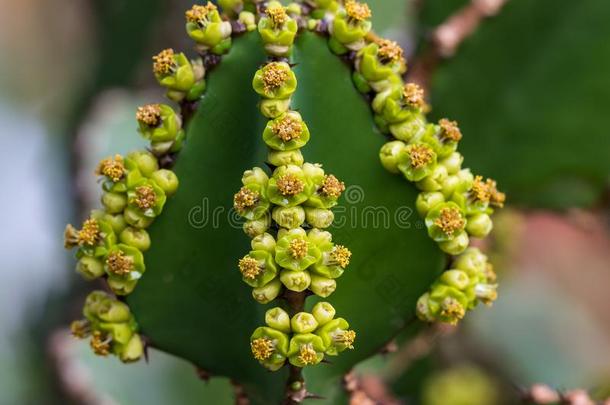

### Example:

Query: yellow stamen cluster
xmin=471 ymin=175 xmax=492 ymax=203
xmin=70 ymin=320 xmax=90 ymax=339
xmin=239 ymin=256 xmax=262 ymax=280
xmin=153 ymin=48 xmax=176 ymax=76
xmin=289 ymin=238 xmax=308 ymax=260
xmin=134 ymin=185 xmax=156 ymax=210
xmin=486 ymin=178 xmax=506 ymax=208
xmin=78 ymin=218 xmax=101 ymax=246
xmin=251 ymin=338 xmax=274 ymax=361
xmin=440 ymin=297 xmax=465 ymax=324
xmin=377 ymin=39 xmax=404 ymax=64
xmin=234 ymin=187 xmax=260 ymax=212
xmin=262 ymin=63 xmax=289 ymax=93
xmin=485 ymin=263 xmax=497 ymax=283
xmin=345 ymin=0 xmax=371 ymax=22
xmin=136 ymin=104 xmax=162 ymax=127
xmin=438 ymin=118 xmax=462 ymax=142
xmin=330 ymin=245 xmax=352 ymax=269
xmin=64 ymin=224 xmax=79 ymax=249
xmin=434 ymin=207 xmax=465 ymax=237
xmin=402 ymin=83 xmax=425 ymax=109
xmin=90 ymin=331 xmax=111 ymax=356
xmin=96 ymin=154 xmax=125 ymax=182
xmin=335 ymin=330 xmax=356 ymax=349
xmin=298 ymin=344 xmax=318 ymax=365
xmin=408 ymin=145 xmax=434 ymax=169
xmin=185 ymin=3 xmax=217 ymax=24
xmin=266 ymin=6 xmax=288 ymax=28
xmin=320 ymin=175 xmax=345 ymax=198
xmin=272 ymin=115 xmax=302 ymax=142
xmin=106 ymin=250 xmax=134 ymax=276
xmin=276 ymin=174 xmax=305 ymax=196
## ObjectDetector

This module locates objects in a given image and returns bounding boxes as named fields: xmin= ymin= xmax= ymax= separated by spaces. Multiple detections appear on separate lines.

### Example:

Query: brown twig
xmin=518 ymin=384 xmax=610 ymax=405
xmin=282 ymin=289 xmax=309 ymax=404
xmin=408 ymin=0 xmax=509 ymax=90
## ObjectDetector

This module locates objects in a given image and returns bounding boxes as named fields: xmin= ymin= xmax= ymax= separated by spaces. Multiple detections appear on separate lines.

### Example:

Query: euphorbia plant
xmin=64 ymin=1 xmax=504 ymax=403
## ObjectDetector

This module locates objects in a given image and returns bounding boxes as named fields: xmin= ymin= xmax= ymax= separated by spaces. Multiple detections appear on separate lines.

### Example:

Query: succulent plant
xmin=63 ymin=1 xmax=505 ymax=403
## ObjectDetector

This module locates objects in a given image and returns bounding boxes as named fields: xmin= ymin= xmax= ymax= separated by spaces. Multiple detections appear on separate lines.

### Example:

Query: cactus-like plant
xmin=63 ymin=1 xmax=504 ymax=402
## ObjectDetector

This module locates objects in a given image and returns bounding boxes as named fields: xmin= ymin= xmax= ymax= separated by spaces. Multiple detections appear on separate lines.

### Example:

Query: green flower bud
xmin=474 ymin=282 xmax=498 ymax=306
xmin=291 ymin=312 xmax=319 ymax=334
xmin=251 ymin=232 xmax=276 ymax=253
xmin=416 ymin=191 xmax=445 ymax=217
xmin=127 ymin=179 xmax=167 ymax=218
xmin=123 ymin=206 xmax=154 ymax=229
xmin=416 ymin=164 xmax=448 ymax=192
xmin=398 ymin=143 xmax=438 ymax=182
xmin=306 ymin=173 xmax=346 ymax=209
xmin=286 ymin=3 xmax=301 ymax=15
xmin=330 ymin=1 xmax=372 ymax=52
xmin=67 ymin=217 xmax=116 ymax=259
xmin=152 ymin=49 xmax=205 ymax=101
xmin=438 ymin=231 xmax=470 ymax=255
xmin=76 ymin=256 xmax=105 ymax=280
xmin=380 ymin=83 xmax=425 ymax=124
xmin=356 ymin=40 xmax=405 ymax=83
xmin=312 ymin=301 xmax=336 ymax=326
xmin=118 ymin=334 xmax=143 ymax=363
xmin=252 ymin=278 xmax=282 ymax=304
xmin=84 ymin=290 xmax=131 ymax=323
xmin=96 ymin=155 xmax=129 ymax=192
xmin=466 ymin=213 xmax=493 ymax=238
xmin=316 ymin=317 xmax=356 ymax=355
xmin=252 ymin=62 xmax=297 ymax=99
xmin=425 ymin=202 xmax=466 ymax=242
xmin=244 ymin=215 xmax=271 ymax=238
xmin=101 ymin=213 xmax=127 ymax=234
xmin=272 ymin=206 xmax=306 ymax=229
xmin=98 ymin=322 xmax=133 ymax=345
xmin=126 ymin=151 xmax=159 ymax=178
xmin=267 ymin=149 xmax=305 ymax=167
xmin=268 ymin=165 xmax=312 ymax=207
xmin=302 ymin=162 xmax=325 ymax=183
xmin=102 ymin=192 xmax=127 ymax=214
xmin=440 ymin=269 xmax=470 ymax=290
xmin=151 ymin=169 xmax=179 ymax=196
xmin=260 ymin=98 xmax=292 ymax=119
xmin=219 ymin=0 xmax=244 ymax=18
xmin=305 ymin=207 xmax=334 ymax=228
xmin=453 ymin=248 xmax=488 ymax=275
xmin=423 ymin=119 xmax=462 ymax=159
xmin=389 ymin=115 xmax=428 ymax=142
xmin=312 ymin=243 xmax=351 ymax=279
xmin=440 ymin=175 xmax=460 ymax=198
xmin=242 ymin=167 xmax=269 ymax=187
xmin=251 ymin=326 xmax=290 ymax=370
xmin=440 ymin=152 xmax=464 ymax=175
xmin=309 ymin=274 xmax=337 ymax=297
xmin=275 ymin=230 xmax=321 ymax=271
xmin=257 ymin=2 xmax=299 ymax=56
xmin=379 ymin=140 xmax=406 ymax=174
xmin=280 ymin=269 xmax=311 ymax=292
xmin=352 ymin=70 xmax=372 ymax=93
xmin=238 ymin=250 xmax=278 ymax=288
xmin=119 ymin=227 xmax=151 ymax=251
xmin=263 ymin=111 xmax=310 ymax=151
xmin=307 ymin=228 xmax=333 ymax=247
xmin=265 ymin=307 xmax=291 ymax=333
xmin=416 ymin=293 xmax=434 ymax=322
xmin=287 ymin=333 xmax=326 ymax=367
xmin=136 ymin=104 xmax=182 ymax=145
xmin=238 ymin=11 xmax=257 ymax=31
xmin=185 ymin=3 xmax=232 ymax=54
xmin=105 ymin=243 xmax=145 ymax=282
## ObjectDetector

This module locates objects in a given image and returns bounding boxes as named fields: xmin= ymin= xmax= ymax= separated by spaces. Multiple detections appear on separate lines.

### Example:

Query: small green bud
xmin=441 ymin=152 xmax=463 ymax=175
xmin=305 ymin=207 xmax=334 ymax=228
xmin=243 ymin=215 xmax=271 ymax=238
xmin=287 ymin=333 xmax=325 ymax=367
xmin=265 ymin=307 xmax=291 ymax=333
xmin=438 ymin=231 xmax=470 ymax=255
xmin=416 ymin=164 xmax=448 ymax=192
xmin=379 ymin=140 xmax=406 ymax=174
xmin=272 ymin=206 xmax=306 ymax=229
xmin=127 ymin=150 xmax=159 ymax=177
xmin=416 ymin=191 xmax=445 ymax=217
xmin=251 ymin=233 xmax=276 ymax=253
xmin=312 ymin=301 xmax=336 ymax=326
xmin=102 ymin=213 xmax=127 ymax=234
xmin=315 ymin=317 xmax=355 ymax=355
xmin=280 ymin=269 xmax=311 ymax=292
xmin=239 ymin=11 xmax=257 ymax=31
xmin=119 ymin=334 xmax=143 ymax=363
xmin=307 ymin=228 xmax=333 ymax=247
xmin=102 ymin=192 xmax=127 ymax=214
xmin=441 ymin=175 xmax=460 ymax=198
xmin=286 ymin=3 xmax=301 ymax=15
xmin=389 ymin=115 xmax=427 ymax=142
xmin=267 ymin=149 xmax=305 ymax=167
xmin=123 ymin=206 xmax=154 ymax=229
xmin=76 ymin=256 xmax=105 ymax=280
xmin=291 ymin=312 xmax=319 ymax=334
xmin=151 ymin=169 xmax=179 ymax=196
xmin=107 ymin=277 xmax=138 ymax=296
xmin=416 ymin=293 xmax=434 ymax=322
xmin=252 ymin=278 xmax=282 ymax=304
xmin=466 ymin=213 xmax=493 ymax=238
xmin=260 ymin=98 xmax=292 ymax=119
xmin=278 ymin=226 xmax=306 ymax=240
xmin=440 ymin=269 xmax=470 ymax=290
xmin=242 ymin=167 xmax=269 ymax=187
xmin=119 ymin=227 xmax=151 ymax=251
xmin=309 ymin=274 xmax=337 ymax=297
xmin=453 ymin=248 xmax=488 ymax=275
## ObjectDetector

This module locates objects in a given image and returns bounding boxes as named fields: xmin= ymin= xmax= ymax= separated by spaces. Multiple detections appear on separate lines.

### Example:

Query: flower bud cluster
xmin=250 ymin=302 xmax=355 ymax=370
xmin=70 ymin=291 xmax=143 ymax=362
xmin=416 ymin=247 xmax=498 ymax=325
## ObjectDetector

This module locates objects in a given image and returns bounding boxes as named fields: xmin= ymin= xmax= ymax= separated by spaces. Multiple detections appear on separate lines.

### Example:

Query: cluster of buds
xmin=416 ymin=248 xmax=498 ymax=325
xmin=250 ymin=302 xmax=355 ymax=370
xmin=185 ymin=3 xmax=233 ymax=54
xmin=257 ymin=1 xmax=299 ymax=57
xmin=70 ymin=291 xmax=143 ymax=362
xmin=327 ymin=0 xmax=373 ymax=54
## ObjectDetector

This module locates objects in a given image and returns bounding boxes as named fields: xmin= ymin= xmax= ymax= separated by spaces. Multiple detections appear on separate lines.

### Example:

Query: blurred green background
xmin=0 ymin=0 xmax=608 ymax=403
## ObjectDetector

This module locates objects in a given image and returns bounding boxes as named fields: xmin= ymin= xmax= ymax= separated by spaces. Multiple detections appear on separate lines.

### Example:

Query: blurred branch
xmin=408 ymin=0 xmax=509 ymax=90
xmin=518 ymin=383 xmax=609 ymax=405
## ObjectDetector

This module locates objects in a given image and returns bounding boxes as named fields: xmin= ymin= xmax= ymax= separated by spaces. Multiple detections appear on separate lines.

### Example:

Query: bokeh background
xmin=0 ymin=0 xmax=609 ymax=403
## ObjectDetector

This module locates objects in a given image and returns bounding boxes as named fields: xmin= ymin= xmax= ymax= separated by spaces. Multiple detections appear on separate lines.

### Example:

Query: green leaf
xmin=428 ymin=0 xmax=610 ymax=209
xmin=127 ymin=32 xmax=444 ymax=403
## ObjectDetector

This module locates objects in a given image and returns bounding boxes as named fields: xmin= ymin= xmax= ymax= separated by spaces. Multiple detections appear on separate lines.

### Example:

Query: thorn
xmin=379 ymin=340 xmax=398 ymax=355
xmin=304 ymin=392 xmax=325 ymax=400
xmin=196 ymin=367 xmax=211 ymax=382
